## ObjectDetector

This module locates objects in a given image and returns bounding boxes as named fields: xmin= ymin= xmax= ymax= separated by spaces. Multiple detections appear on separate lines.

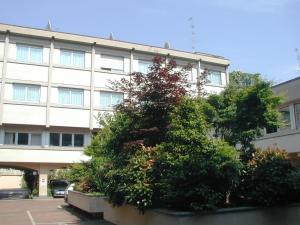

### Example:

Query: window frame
xmin=4 ymin=132 xmax=42 ymax=146
xmin=12 ymin=83 xmax=41 ymax=103
xmin=99 ymin=91 xmax=124 ymax=108
xmin=49 ymin=133 xmax=85 ymax=147
xmin=207 ymin=70 xmax=222 ymax=86
xmin=138 ymin=60 xmax=152 ymax=74
xmin=60 ymin=49 xmax=85 ymax=68
xmin=16 ymin=43 xmax=43 ymax=64
xmin=100 ymin=54 xmax=124 ymax=72
xmin=58 ymin=87 xmax=84 ymax=106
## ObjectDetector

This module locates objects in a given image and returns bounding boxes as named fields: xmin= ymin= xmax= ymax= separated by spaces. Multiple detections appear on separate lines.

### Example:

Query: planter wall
xmin=103 ymin=201 xmax=300 ymax=225
xmin=67 ymin=191 xmax=105 ymax=214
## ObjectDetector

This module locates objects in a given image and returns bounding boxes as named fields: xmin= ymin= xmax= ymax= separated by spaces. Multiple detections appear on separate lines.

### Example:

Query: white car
xmin=64 ymin=183 xmax=75 ymax=202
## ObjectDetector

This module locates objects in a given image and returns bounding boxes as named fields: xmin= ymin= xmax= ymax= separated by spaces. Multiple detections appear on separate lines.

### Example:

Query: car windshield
xmin=51 ymin=181 xmax=68 ymax=187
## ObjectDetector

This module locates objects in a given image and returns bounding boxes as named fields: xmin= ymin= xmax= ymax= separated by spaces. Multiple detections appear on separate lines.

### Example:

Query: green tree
xmin=206 ymin=72 xmax=282 ymax=162
xmin=232 ymin=147 xmax=300 ymax=206
xmin=229 ymin=71 xmax=260 ymax=88
xmin=154 ymin=99 xmax=241 ymax=211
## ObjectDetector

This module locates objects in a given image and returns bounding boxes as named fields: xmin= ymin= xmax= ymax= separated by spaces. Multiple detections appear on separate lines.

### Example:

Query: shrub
xmin=105 ymin=145 xmax=156 ymax=211
xmin=153 ymin=99 xmax=241 ymax=211
xmin=232 ymin=147 xmax=300 ymax=206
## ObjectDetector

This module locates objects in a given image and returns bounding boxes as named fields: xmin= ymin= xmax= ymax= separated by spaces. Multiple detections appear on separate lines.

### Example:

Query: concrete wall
xmin=68 ymin=191 xmax=105 ymax=213
xmin=254 ymin=129 xmax=300 ymax=153
xmin=0 ymin=175 xmax=22 ymax=189
xmin=103 ymin=202 xmax=300 ymax=225
xmin=255 ymin=78 xmax=300 ymax=154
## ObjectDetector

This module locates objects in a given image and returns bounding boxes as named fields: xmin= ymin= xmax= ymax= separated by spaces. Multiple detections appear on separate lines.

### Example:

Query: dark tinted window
xmin=62 ymin=133 xmax=72 ymax=146
xmin=50 ymin=133 xmax=60 ymax=146
xmin=74 ymin=134 xmax=84 ymax=147
xmin=18 ymin=133 xmax=29 ymax=145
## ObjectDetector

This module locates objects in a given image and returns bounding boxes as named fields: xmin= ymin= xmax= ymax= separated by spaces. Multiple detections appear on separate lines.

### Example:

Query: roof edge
xmin=0 ymin=22 xmax=230 ymax=66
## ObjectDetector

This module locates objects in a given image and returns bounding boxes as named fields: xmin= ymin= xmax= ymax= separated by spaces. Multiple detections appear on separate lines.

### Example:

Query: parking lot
xmin=0 ymin=198 xmax=114 ymax=225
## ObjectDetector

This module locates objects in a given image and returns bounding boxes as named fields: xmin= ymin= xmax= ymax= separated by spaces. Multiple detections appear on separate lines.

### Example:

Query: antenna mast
xmin=188 ymin=17 xmax=196 ymax=52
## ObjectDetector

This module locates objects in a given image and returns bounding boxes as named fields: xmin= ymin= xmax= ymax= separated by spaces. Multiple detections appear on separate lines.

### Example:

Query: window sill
xmin=95 ymin=68 xmax=128 ymax=76
xmin=4 ymin=100 xmax=46 ymax=107
xmin=50 ymin=103 xmax=89 ymax=110
xmin=205 ymin=83 xmax=225 ymax=88
xmin=94 ymin=106 xmax=119 ymax=111
xmin=53 ymin=64 xmax=90 ymax=71
xmin=8 ymin=59 xmax=49 ymax=67
xmin=257 ymin=128 xmax=300 ymax=140
xmin=0 ymin=145 xmax=84 ymax=151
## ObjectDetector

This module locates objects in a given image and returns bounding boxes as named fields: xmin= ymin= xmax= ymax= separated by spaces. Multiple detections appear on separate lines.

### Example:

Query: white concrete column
xmin=0 ymin=31 xmax=10 ymax=125
xmin=46 ymin=37 xmax=54 ymax=127
xmin=89 ymin=43 xmax=96 ymax=130
xmin=0 ymin=128 xmax=4 ymax=145
xmin=196 ymin=60 xmax=201 ymax=96
xmin=225 ymin=65 xmax=230 ymax=85
xmin=130 ymin=49 xmax=134 ymax=73
xmin=38 ymin=166 xmax=49 ymax=197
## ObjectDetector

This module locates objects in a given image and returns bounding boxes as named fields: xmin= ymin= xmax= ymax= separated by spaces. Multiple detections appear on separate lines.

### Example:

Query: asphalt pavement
xmin=0 ymin=198 xmax=114 ymax=225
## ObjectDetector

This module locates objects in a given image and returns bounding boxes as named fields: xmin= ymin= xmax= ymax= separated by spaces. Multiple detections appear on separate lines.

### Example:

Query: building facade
xmin=254 ymin=77 xmax=300 ymax=164
xmin=0 ymin=23 xmax=230 ymax=196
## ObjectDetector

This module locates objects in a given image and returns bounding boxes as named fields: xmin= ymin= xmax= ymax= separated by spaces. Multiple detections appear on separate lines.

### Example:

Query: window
xmin=4 ymin=132 xmax=42 ymax=146
xmin=74 ymin=134 xmax=84 ymax=147
xmin=16 ymin=44 xmax=43 ymax=63
xmin=49 ymin=133 xmax=84 ymax=147
xmin=50 ymin=133 xmax=60 ymax=146
xmin=100 ymin=91 xmax=123 ymax=107
xmin=58 ymin=88 xmax=84 ymax=106
xmin=13 ymin=84 xmax=40 ymax=103
xmin=279 ymin=106 xmax=291 ymax=130
xmin=175 ymin=65 xmax=193 ymax=81
xmin=31 ymin=133 xmax=42 ymax=146
xmin=207 ymin=70 xmax=222 ymax=86
xmin=295 ymin=104 xmax=300 ymax=129
xmin=18 ymin=133 xmax=29 ymax=145
xmin=62 ymin=134 xmax=72 ymax=146
xmin=4 ymin=132 xmax=15 ymax=145
xmin=138 ymin=60 xmax=151 ymax=74
xmin=101 ymin=54 xmax=124 ymax=72
xmin=60 ymin=49 xmax=85 ymax=68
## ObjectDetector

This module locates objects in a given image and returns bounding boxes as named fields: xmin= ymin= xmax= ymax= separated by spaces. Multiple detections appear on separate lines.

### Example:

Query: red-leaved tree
xmin=110 ymin=56 xmax=191 ymax=146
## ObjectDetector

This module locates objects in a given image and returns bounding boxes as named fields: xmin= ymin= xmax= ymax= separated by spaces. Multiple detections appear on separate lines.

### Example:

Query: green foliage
xmin=105 ymin=145 xmax=156 ymax=211
xmin=154 ymin=99 xmax=241 ymax=211
xmin=229 ymin=71 xmax=260 ymax=88
xmin=48 ymin=169 xmax=71 ymax=181
xmin=23 ymin=170 xmax=38 ymax=194
xmin=232 ymin=147 xmax=300 ymax=206
xmin=206 ymin=72 xmax=282 ymax=161
xmin=68 ymin=158 xmax=107 ymax=193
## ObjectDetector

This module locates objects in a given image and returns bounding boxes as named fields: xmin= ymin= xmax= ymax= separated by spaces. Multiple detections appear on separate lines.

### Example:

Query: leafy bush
xmin=232 ymin=147 xmax=300 ymax=206
xmin=154 ymin=99 xmax=241 ymax=211
xmin=68 ymin=158 xmax=107 ymax=194
xmin=23 ymin=170 xmax=38 ymax=194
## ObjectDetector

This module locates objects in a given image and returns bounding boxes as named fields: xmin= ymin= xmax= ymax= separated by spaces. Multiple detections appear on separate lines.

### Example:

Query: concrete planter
xmin=103 ymin=201 xmax=300 ymax=225
xmin=67 ymin=190 xmax=105 ymax=214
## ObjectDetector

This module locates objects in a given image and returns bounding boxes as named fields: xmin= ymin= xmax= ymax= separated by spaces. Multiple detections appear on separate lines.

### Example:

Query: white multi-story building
xmin=0 ymin=23 xmax=230 ymax=196
xmin=254 ymin=77 xmax=300 ymax=164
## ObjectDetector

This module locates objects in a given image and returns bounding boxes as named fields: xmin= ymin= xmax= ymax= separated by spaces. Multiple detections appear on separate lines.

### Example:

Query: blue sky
xmin=0 ymin=0 xmax=299 ymax=84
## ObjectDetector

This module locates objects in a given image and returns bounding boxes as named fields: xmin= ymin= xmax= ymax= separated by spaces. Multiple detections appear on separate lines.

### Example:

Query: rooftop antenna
xmin=46 ymin=20 xmax=52 ymax=31
xmin=295 ymin=48 xmax=300 ymax=70
xmin=164 ymin=42 xmax=170 ymax=49
xmin=188 ymin=17 xmax=196 ymax=52
xmin=109 ymin=32 xmax=114 ymax=40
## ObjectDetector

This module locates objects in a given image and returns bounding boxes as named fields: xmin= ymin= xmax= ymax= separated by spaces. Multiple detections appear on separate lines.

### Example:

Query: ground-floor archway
xmin=0 ymin=162 xmax=70 ymax=197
